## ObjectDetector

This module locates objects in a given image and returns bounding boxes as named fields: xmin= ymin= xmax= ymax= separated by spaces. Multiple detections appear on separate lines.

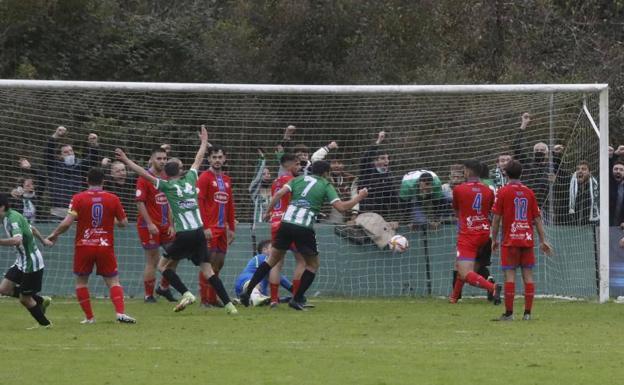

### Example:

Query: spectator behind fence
xmin=44 ymin=127 xmax=103 ymax=218
xmin=103 ymin=161 xmax=137 ymax=219
xmin=327 ymin=158 xmax=358 ymax=224
xmin=511 ymin=113 xmax=553 ymax=207
xmin=441 ymin=163 xmax=465 ymax=201
xmin=490 ymin=153 xmax=512 ymax=191
xmin=275 ymin=125 xmax=339 ymax=176
xmin=610 ymin=147 xmax=624 ymax=227
xmin=359 ymin=131 xmax=399 ymax=219
xmin=568 ymin=160 xmax=599 ymax=226
xmin=10 ymin=176 xmax=39 ymax=224
xmin=399 ymin=170 xmax=448 ymax=230
xmin=249 ymin=149 xmax=272 ymax=223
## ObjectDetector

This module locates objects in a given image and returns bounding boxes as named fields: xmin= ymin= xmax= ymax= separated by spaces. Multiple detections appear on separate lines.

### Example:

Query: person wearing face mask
xmin=44 ymin=126 xmax=102 ymax=218
xmin=359 ymin=131 xmax=399 ymax=219
xmin=510 ymin=113 xmax=551 ymax=209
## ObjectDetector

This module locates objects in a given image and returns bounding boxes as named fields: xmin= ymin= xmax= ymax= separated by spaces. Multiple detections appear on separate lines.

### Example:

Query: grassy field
xmin=0 ymin=297 xmax=622 ymax=385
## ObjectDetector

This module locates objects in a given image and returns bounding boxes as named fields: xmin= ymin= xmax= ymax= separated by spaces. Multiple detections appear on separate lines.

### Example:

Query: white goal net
xmin=0 ymin=81 xmax=609 ymax=301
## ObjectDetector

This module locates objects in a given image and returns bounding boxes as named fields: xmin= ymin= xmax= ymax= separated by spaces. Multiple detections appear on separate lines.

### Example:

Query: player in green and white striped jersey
xmin=0 ymin=194 xmax=52 ymax=328
xmin=240 ymin=160 xmax=368 ymax=310
xmin=116 ymin=125 xmax=238 ymax=315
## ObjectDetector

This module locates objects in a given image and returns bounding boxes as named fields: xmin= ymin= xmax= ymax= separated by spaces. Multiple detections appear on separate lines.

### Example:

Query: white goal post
xmin=0 ymin=80 xmax=610 ymax=302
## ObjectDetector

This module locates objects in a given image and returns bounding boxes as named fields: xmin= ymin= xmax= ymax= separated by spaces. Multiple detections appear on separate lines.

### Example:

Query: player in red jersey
xmin=449 ymin=159 xmax=501 ymax=304
xmin=267 ymin=153 xmax=306 ymax=307
xmin=136 ymin=147 xmax=176 ymax=303
xmin=197 ymin=145 xmax=236 ymax=306
xmin=491 ymin=160 xmax=553 ymax=321
xmin=47 ymin=168 xmax=136 ymax=324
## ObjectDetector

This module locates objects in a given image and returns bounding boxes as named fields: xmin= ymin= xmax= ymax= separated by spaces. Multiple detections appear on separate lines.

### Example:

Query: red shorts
xmin=501 ymin=246 xmax=535 ymax=270
xmin=456 ymin=234 xmax=491 ymax=261
xmin=208 ymin=227 xmax=228 ymax=253
xmin=74 ymin=246 xmax=118 ymax=277
xmin=137 ymin=224 xmax=174 ymax=250
xmin=271 ymin=222 xmax=297 ymax=252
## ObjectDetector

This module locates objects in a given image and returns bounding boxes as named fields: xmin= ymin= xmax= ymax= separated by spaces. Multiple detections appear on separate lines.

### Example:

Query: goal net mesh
xmin=0 ymin=85 xmax=602 ymax=299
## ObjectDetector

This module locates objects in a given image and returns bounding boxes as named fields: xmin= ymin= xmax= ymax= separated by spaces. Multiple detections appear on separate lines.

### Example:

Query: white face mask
xmin=63 ymin=155 xmax=76 ymax=166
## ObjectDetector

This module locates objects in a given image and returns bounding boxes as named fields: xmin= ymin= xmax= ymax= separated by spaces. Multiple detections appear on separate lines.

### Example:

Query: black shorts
xmin=273 ymin=222 xmax=318 ymax=256
xmin=163 ymin=228 xmax=210 ymax=266
xmin=4 ymin=266 xmax=43 ymax=295
xmin=476 ymin=238 xmax=492 ymax=267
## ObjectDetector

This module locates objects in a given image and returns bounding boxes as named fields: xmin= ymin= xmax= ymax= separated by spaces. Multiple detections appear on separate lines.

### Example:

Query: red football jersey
xmin=452 ymin=180 xmax=495 ymax=236
xmin=136 ymin=170 xmax=170 ymax=227
xmin=270 ymin=174 xmax=293 ymax=223
xmin=492 ymin=181 xmax=540 ymax=248
xmin=197 ymin=170 xmax=236 ymax=230
xmin=68 ymin=188 xmax=126 ymax=248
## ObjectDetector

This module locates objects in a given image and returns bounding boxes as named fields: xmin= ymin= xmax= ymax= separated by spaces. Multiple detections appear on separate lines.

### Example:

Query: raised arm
xmin=191 ymin=125 xmax=209 ymax=171
xmin=332 ymin=188 xmax=368 ymax=213
xmin=115 ymin=148 xmax=158 ymax=186
xmin=311 ymin=141 xmax=338 ymax=162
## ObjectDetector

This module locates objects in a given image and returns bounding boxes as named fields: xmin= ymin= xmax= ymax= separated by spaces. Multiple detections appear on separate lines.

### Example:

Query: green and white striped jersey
xmin=2 ymin=209 xmax=44 ymax=273
xmin=282 ymin=175 xmax=340 ymax=229
xmin=157 ymin=169 xmax=203 ymax=232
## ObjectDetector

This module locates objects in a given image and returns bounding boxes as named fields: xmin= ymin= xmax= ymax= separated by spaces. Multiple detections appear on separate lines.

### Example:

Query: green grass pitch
xmin=1 ymin=297 xmax=622 ymax=385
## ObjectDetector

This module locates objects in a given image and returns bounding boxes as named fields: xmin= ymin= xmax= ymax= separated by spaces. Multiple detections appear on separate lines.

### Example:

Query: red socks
xmin=199 ymin=271 xmax=209 ymax=303
xmin=199 ymin=271 xmax=219 ymax=305
xmin=464 ymin=271 xmax=495 ymax=292
xmin=110 ymin=285 xmax=125 ymax=314
xmin=524 ymin=282 xmax=535 ymax=313
xmin=451 ymin=278 xmax=465 ymax=300
xmin=160 ymin=276 xmax=170 ymax=290
xmin=144 ymin=278 xmax=155 ymax=297
xmin=270 ymin=283 xmax=279 ymax=303
xmin=292 ymin=279 xmax=301 ymax=296
xmin=504 ymin=282 xmax=515 ymax=313
xmin=76 ymin=287 xmax=94 ymax=320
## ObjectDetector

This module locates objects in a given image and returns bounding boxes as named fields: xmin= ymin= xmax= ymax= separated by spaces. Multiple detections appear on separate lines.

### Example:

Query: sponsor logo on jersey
xmin=155 ymin=193 xmax=168 ymax=205
xmin=178 ymin=199 xmax=198 ymax=209
xmin=293 ymin=199 xmax=311 ymax=208
xmin=510 ymin=222 xmax=530 ymax=233
xmin=214 ymin=191 xmax=229 ymax=204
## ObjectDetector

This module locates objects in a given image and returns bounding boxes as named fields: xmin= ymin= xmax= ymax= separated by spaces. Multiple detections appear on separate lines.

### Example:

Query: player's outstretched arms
xmin=31 ymin=225 xmax=53 ymax=247
xmin=115 ymin=148 xmax=158 ymax=186
xmin=190 ymin=125 xmax=209 ymax=171
xmin=333 ymin=188 xmax=368 ymax=213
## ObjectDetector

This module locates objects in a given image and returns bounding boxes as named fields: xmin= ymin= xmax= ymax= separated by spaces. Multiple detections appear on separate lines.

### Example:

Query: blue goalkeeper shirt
xmin=234 ymin=254 xmax=292 ymax=296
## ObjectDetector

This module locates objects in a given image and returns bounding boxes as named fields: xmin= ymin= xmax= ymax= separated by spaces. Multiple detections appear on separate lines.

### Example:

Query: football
xmin=388 ymin=235 xmax=409 ymax=252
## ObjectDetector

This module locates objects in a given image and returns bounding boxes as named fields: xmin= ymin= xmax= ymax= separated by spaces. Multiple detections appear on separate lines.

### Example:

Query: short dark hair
xmin=293 ymin=144 xmax=309 ymax=154
xmin=419 ymin=172 xmax=433 ymax=183
xmin=577 ymin=160 xmax=590 ymax=169
xmin=152 ymin=147 xmax=167 ymax=156
xmin=257 ymin=239 xmax=271 ymax=255
xmin=613 ymin=160 xmax=624 ymax=168
xmin=310 ymin=160 xmax=330 ymax=176
xmin=0 ymin=193 xmax=10 ymax=210
xmin=374 ymin=148 xmax=389 ymax=160
xmin=479 ymin=162 xmax=490 ymax=179
xmin=87 ymin=167 xmax=105 ymax=185
xmin=463 ymin=159 xmax=481 ymax=177
xmin=505 ymin=160 xmax=523 ymax=179
xmin=280 ymin=153 xmax=297 ymax=165
xmin=208 ymin=146 xmax=224 ymax=156
xmin=164 ymin=161 xmax=180 ymax=177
